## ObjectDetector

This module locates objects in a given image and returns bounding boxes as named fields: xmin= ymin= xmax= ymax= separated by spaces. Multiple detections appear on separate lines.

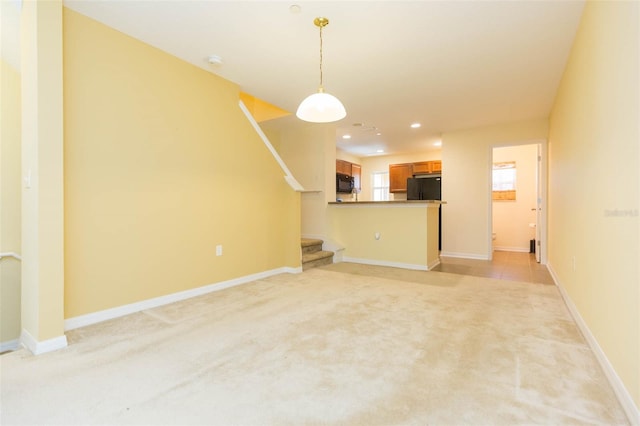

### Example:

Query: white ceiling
xmin=63 ymin=0 xmax=585 ymax=157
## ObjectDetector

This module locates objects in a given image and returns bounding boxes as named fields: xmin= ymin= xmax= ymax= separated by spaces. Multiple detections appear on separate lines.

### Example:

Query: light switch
xmin=24 ymin=169 xmax=32 ymax=189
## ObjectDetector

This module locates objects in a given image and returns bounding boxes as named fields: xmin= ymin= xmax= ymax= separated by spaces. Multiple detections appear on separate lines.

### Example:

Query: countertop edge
xmin=328 ymin=200 xmax=446 ymax=205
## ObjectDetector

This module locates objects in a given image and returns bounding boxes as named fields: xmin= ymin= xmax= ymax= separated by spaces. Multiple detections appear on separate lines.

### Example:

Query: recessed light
xmin=342 ymin=135 xmax=351 ymax=139
xmin=434 ymin=140 xmax=442 ymax=147
xmin=376 ymin=132 xmax=382 ymax=136
xmin=410 ymin=123 xmax=421 ymax=129
xmin=376 ymin=149 xmax=384 ymax=153
xmin=289 ymin=4 xmax=301 ymax=14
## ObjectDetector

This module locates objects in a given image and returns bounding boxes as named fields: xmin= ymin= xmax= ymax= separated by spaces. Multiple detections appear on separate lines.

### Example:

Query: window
xmin=371 ymin=171 xmax=390 ymax=201
xmin=492 ymin=161 xmax=516 ymax=200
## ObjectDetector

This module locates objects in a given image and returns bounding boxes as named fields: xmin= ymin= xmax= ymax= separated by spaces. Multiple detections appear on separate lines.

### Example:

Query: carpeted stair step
xmin=302 ymin=250 xmax=334 ymax=271
xmin=301 ymin=238 xmax=334 ymax=270
xmin=301 ymin=238 xmax=324 ymax=255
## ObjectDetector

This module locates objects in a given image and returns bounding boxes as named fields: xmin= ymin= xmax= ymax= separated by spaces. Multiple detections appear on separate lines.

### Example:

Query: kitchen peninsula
xmin=327 ymin=200 xmax=445 ymax=270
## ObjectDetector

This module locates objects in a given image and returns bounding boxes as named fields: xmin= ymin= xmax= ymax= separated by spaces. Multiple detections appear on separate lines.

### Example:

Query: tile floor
xmin=432 ymin=250 xmax=555 ymax=284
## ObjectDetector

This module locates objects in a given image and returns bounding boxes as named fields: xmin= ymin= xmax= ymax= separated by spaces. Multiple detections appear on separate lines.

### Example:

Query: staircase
xmin=301 ymin=238 xmax=334 ymax=271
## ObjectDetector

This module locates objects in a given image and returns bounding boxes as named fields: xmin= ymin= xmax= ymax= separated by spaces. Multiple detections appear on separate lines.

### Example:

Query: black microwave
xmin=336 ymin=173 xmax=355 ymax=193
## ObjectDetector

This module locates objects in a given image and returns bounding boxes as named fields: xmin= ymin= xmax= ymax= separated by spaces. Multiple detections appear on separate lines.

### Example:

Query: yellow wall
xmin=548 ymin=0 xmax=639 ymax=408
xmin=441 ymin=119 xmax=548 ymax=258
xmin=0 ymin=59 xmax=22 ymax=343
xmin=239 ymin=92 xmax=290 ymax=123
xmin=63 ymin=9 xmax=300 ymax=318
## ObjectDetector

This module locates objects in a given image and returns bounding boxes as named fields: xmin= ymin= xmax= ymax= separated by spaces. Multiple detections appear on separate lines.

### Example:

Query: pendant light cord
xmin=319 ymin=23 xmax=324 ymax=90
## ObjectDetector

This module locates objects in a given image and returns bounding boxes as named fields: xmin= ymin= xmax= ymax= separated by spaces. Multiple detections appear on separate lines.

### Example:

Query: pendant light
xmin=296 ymin=17 xmax=346 ymax=123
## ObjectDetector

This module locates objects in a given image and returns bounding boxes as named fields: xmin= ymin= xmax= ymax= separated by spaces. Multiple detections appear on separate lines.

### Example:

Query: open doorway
xmin=491 ymin=142 xmax=546 ymax=263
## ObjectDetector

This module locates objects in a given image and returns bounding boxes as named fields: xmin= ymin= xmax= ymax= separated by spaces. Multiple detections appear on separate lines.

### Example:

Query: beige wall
xmin=0 ymin=59 xmax=22 ymax=344
xmin=336 ymin=148 xmax=361 ymax=166
xmin=21 ymin=0 xmax=66 ymax=345
xmin=327 ymin=204 xmax=440 ymax=269
xmin=492 ymin=144 xmax=538 ymax=252
xmin=63 ymin=9 xmax=300 ymax=318
xmin=441 ymin=119 xmax=548 ymax=259
xmin=264 ymin=119 xmax=336 ymax=238
xmin=548 ymin=0 xmax=639 ymax=409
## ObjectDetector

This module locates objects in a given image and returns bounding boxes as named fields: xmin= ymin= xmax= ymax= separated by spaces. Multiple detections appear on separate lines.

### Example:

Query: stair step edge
xmin=301 ymin=238 xmax=324 ymax=248
xmin=302 ymin=250 xmax=334 ymax=263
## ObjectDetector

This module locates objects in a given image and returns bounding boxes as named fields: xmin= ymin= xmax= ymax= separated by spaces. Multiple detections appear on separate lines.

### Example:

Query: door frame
xmin=488 ymin=139 xmax=547 ymax=264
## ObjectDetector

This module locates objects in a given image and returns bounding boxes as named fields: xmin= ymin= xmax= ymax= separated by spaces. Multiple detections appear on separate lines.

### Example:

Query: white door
xmin=535 ymin=144 xmax=542 ymax=263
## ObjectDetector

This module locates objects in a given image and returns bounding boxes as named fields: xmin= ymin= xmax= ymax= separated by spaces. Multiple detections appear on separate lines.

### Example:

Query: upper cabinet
xmin=336 ymin=159 xmax=352 ymax=176
xmin=389 ymin=163 xmax=414 ymax=193
xmin=389 ymin=160 xmax=442 ymax=192
xmin=336 ymin=159 xmax=362 ymax=191
xmin=412 ymin=160 xmax=442 ymax=175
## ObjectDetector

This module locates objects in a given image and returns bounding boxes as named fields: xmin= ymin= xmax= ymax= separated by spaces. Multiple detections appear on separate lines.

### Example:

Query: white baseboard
xmin=0 ymin=339 xmax=20 ymax=352
xmin=20 ymin=329 xmax=68 ymax=355
xmin=493 ymin=246 xmax=530 ymax=253
xmin=342 ymin=256 xmax=428 ymax=271
xmin=65 ymin=266 xmax=299 ymax=331
xmin=547 ymin=262 xmax=640 ymax=425
xmin=440 ymin=251 xmax=490 ymax=260
xmin=427 ymin=258 xmax=441 ymax=270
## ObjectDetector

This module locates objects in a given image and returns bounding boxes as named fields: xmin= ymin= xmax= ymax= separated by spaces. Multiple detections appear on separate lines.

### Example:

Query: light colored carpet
xmin=0 ymin=264 xmax=628 ymax=425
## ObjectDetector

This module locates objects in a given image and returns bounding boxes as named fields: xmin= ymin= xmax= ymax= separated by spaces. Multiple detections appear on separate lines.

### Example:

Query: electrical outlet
xmin=216 ymin=245 xmax=223 ymax=256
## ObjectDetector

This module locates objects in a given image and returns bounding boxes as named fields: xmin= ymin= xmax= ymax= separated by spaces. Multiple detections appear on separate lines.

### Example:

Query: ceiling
xmin=63 ymin=0 xmax=585 ymax=157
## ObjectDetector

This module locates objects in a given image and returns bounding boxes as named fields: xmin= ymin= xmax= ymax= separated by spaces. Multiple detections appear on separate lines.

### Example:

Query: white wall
xmin=492 ymin=144 xmax=538 ymax=252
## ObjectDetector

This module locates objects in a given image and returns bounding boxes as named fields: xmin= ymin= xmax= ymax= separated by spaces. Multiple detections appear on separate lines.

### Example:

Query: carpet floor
xmin=0 ymin=264 xmax=629 ymax=425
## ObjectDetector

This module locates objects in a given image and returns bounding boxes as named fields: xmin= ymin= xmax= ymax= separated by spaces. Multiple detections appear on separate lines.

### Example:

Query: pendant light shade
xmin=296 ymin=88 xmax=346 ymax=123
xmin=296 ymin=17 xmax=346 ymax=123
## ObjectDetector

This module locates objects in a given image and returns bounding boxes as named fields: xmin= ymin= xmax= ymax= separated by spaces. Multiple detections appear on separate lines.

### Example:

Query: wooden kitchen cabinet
xmin=390 ymin=160 xmax=442 ymax=192
xmin=351 ymin=164 xmax=361 ymax=191
xmin=389 ymin=163 xmax=414 ymax=192
xmin=336 ymin=159 xmax=352 ymax=175
xmin=412 ymin=162 xmax=431 ymax=174
xmin=336 ymin=159 xmax=362 ymax=191
xmin=412 ymin=160 xmax=442 ymax=174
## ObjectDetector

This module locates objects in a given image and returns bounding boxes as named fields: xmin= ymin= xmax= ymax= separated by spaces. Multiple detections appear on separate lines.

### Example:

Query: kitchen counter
xmin=327 ymin=200 xmax=443 ymax=270
xmin=329 ymin=200 xmax=445 ymax=205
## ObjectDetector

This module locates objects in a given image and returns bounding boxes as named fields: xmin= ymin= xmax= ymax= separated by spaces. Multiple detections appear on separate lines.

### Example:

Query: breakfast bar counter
xmin=328 ymin=200 xmax=444 ymax=205
xmin=327 ymin=200 xmax=445 ymax=270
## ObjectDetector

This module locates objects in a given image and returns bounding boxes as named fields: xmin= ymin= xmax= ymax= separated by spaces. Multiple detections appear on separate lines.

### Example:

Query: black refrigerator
xmin=407 ymin=176 xmax=441 ymax=201
xmin=407 ymin=176 xmax=442 ymax=249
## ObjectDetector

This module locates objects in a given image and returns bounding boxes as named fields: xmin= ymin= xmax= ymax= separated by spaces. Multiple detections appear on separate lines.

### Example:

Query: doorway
xmin=490 ymin=142 xmax=546 ymax=264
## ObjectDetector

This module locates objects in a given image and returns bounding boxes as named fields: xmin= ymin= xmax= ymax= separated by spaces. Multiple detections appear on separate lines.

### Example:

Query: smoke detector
xmin=207 ymin=55 xmax=223 ymax=65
